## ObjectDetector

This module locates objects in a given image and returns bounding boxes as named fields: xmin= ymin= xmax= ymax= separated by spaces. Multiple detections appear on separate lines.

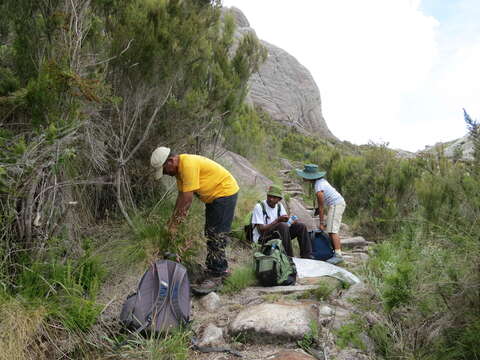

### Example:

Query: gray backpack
xmin=120 ymin=260 xmax=191 ymax=333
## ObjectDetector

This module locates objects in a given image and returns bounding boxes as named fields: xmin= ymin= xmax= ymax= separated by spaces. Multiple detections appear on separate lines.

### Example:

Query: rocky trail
xmin=189 ymin=165 xmax=374 ymax=360
xmin=98 ymin=159 xmax=374 ymax=360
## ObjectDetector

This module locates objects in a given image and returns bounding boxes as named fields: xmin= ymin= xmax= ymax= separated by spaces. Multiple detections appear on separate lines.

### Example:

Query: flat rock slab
xmin=216 ymin=150 xmax=272 ymax=190
xmin=250 ymin=284 xmax=322 ymax=294
xmin=266 ymin=350 xmax=317 ymax=359
xmin=341 ymin=236 xmax=367 ymax=248
xmin=229 ymin=303 xmax=318 ymax=343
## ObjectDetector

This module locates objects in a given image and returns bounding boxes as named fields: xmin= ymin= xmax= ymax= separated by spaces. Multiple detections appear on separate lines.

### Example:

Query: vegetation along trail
xmin=0 ymin=0 xmax=479 ymax=359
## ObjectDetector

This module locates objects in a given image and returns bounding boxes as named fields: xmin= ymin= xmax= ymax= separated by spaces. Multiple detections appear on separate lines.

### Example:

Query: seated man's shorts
xmin=326 ymin=202 xmax=346 ymax=234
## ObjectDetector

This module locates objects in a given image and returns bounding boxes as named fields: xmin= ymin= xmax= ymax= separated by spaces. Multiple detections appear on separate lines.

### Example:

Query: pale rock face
xmin=226 ymin=7 xmax=336 ymax=139
xmin=215 ymin=149 xmax=272 ymax=191
xmin=420 ymin=133 xmax=475 ymax=161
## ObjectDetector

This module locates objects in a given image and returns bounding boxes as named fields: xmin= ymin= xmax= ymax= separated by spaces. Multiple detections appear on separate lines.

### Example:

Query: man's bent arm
xmin=168 ymin=191 xmax=194 ymax=231
xmin=258 ymin=215 xmax=288 ymax=233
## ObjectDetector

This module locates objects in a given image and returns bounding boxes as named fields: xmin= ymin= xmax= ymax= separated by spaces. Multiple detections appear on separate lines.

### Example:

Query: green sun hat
xmin=295 ymin=164 xmax=326 ymax=180
xmin=267 ymin=184 xmax=283 ymax=199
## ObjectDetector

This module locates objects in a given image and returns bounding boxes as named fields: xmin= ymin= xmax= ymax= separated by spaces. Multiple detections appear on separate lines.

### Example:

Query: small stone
xmin=197 ymin=323 xmax=224 ymax=347
xmin=266 ymin=349 xmax=317 ymax=360
xmin=341 ymin=237 xmax=367 ymax=249
xmin=335 ymin=349 xmax=369 ymax=360
xmin=341 ymin=282 xmax=368 ymax=302
xmin=364 ymin=311 xmax=382 ymax=326
xmin=199 ymin=292 xmax=221 ymax=312
xmin=319 ymin=305 xmax=334 ymax=316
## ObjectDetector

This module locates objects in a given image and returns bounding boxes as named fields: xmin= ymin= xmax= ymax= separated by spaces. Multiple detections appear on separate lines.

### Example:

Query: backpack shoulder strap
xmin=129 ymin=261 xmax=167 ymax=334
xmin=259 ymin=201 xmax=269 ymax=223
xmin=277 ymin=203 xmax=281 ymax=218
xmin=168 ymin=263 xmax=189 ymax=324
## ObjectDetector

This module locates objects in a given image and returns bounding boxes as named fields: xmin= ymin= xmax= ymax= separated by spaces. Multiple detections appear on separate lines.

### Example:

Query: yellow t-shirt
xmin=176 ymin=154 xmax=239 ymax=204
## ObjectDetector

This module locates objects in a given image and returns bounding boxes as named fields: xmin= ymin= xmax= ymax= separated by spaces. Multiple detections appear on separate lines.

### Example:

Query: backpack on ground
xmin=120 ymin=259 xmax=191 ymax=334
xmin=254 ymin=238 xmax=297 ymax=286
xmin=244 ymin=201 xmax=282 ymax=243
xmin=309 ymin=230 xmax=334 ymax=261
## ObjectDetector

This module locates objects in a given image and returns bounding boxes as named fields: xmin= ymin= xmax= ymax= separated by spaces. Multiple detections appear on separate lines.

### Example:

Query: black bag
xmin=310 ymin=230 xmax=335 ymax=261
xmin=120 ymin=260 xmax=191 ymax=334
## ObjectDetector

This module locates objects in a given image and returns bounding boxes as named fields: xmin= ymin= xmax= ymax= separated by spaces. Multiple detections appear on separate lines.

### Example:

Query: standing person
xmin=150 ymin=147 xmax=239 ymax=292
xmin=296 ymin=164 xmax=346 ymax=265
xmin=251 ymin=185 xmax=312 ymax=259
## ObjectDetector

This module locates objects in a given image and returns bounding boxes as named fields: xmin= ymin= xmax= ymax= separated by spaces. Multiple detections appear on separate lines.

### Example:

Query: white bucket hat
xmin=150 ymin=146 xmax=171 ymax=179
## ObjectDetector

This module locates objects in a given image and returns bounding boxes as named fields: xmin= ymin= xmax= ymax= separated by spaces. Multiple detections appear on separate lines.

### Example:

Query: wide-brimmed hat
xmin=295 ymin=164 xmax=326 ymax=180
xmin=267 ymin=185 xmax=283 ymax=199
xmin=150 ymin=146 xmax=171 ymax=179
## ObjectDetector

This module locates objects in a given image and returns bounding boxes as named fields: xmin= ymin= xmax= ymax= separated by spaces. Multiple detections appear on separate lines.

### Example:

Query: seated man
xmin=251 ymin=185 xmax=312 ymax=258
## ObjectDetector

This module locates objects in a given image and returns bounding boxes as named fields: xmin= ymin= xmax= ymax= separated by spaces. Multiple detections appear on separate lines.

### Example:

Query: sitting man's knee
xmin=276 ymin=222 xmax=289 ymax=231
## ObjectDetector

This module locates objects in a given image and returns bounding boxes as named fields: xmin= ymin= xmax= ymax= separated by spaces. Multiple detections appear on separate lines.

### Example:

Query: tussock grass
xmin=0 ymin=298 xmax=47 ymax=360
xmin=116 ymin=198 xmax=207 ymax=268
xmin=113 ymin=327 xmax=192 ymax=360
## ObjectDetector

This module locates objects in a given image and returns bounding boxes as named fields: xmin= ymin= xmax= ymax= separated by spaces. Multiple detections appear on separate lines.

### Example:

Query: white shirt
xmin=251 ymin=200 xmax=287 ymax=243
xmin=314 ymin=178 xmax=345 ymax=206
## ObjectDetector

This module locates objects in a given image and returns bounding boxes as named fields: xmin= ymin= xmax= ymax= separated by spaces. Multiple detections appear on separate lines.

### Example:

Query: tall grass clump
xmin=221 ymin=264 xmax=257 ymax=294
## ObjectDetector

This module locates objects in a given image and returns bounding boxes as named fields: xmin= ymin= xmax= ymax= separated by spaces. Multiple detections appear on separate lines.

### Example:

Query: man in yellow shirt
xmin=151 ymin=147 xmax=239 ymax=292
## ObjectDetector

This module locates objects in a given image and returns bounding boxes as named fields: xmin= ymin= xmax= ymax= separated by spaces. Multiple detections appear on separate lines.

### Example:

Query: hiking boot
xmin=191 ymin=276 xmax=223 ymax=296
xmin=326 ymin=253 xmax=344 ymax=265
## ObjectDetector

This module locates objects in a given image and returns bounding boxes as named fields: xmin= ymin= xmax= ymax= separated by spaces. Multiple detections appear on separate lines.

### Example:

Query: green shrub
xmin=297 ymin=320 xmax=319 ymax=352
xmin=295 ymin=280 xmax=337 ymax=301
xmin=14 ymin=253 xmax=106 ymax=333
xmin=440 ymin=319 xmax=480 ymax=360
xmin=368 ymin=323 xmax=394 ymax=358
xmin=52 ymin=295 xmax=102 ymax=332
xmin=220 ymin=264 xmax=256 ymax=294
xmin=383 ymin=262 xmax=414 ymax=311
xmin=335 ymin=321 xmax=366 ymax=350
xmin=18 ymin=256 xmax=105 ymax=300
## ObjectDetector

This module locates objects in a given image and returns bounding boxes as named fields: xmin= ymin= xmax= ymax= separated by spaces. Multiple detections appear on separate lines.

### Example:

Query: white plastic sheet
xmin=292 ymin=257 xmax=361 ymax=284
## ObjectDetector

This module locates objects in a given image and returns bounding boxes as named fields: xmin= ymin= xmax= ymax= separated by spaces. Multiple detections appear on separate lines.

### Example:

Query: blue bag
xmin=310 ymin=230 xmax=334 ymax=261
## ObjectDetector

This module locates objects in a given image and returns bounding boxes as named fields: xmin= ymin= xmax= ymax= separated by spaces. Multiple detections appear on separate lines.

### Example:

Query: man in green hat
xmin=296 ymin=164 xmax=346 ymax=265
xmin=251 ymin=185 xmax=312 ymax=258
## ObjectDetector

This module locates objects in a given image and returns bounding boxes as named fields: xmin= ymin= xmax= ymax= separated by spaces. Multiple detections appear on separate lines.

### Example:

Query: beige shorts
xmin=326 ymin=202 xmax=346 ymax=234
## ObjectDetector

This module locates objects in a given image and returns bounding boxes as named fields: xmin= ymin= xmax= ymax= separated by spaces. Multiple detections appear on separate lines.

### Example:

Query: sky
xmin=221 ymin=0 xmax=480 ymax=152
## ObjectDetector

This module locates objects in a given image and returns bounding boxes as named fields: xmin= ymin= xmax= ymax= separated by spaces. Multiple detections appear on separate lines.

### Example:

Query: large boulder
xmin=226 ymin=7 xmax=336 ymax=139
xmin=229 ymin=303 xmax=318 ymax=343
xmin=215 ymin=150 xmax=272 ymax=191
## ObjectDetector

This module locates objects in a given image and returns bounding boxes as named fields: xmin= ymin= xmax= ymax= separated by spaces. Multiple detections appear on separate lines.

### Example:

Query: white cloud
xmin=222 ymin=0 xmax=480 ymax=151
